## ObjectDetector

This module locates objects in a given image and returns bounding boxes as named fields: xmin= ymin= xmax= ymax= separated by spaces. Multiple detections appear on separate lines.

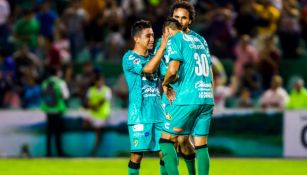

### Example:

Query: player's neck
xmin=184 ymin=28 xmax=191 ymax=34
xmin=170 ymin=29 xmax=182 ymax=35
xmin=133 ymin=46 xmax=148 ymax=57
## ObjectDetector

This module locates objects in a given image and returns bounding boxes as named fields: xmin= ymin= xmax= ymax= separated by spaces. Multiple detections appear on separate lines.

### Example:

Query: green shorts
xmin=163 ymin=104 xmax=214 ymax=136
xmin=162 ymin=102 xmax=171 ymax=122
xmin=128 ymin=123 xmax=163 ymax=152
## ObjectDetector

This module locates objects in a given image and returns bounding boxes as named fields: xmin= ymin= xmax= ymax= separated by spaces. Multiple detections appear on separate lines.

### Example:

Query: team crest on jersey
xmin=133 ymin=139 xmax=139 ymax=147
xmin=166 ymin=114 xmax=172 ymax=120
xmin=133 ymin=59 xmax=140 ymax=64
xmin=128 ymin=55 xmax=135 ymax=60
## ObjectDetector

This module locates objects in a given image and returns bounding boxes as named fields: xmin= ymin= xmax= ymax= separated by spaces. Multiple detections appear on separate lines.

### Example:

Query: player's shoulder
xmin=169 ymin=32 xmax=184 ymax=44
xmin=189 ymin=30 xmax=203 ymax=39
xmin=189 ymin=30 xmax=208 ymax=45
xmin=123 ymin=50 xmax=134 ymax=59
xmin=123 ymin=50 xmax=139 ymax=62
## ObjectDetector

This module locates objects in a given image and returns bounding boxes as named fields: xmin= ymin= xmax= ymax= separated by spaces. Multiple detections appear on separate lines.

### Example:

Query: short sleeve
xmin=123 ymin=53 xmax=146 ymax=75
xmin=167 ymin=37 xmax=183 ymax=62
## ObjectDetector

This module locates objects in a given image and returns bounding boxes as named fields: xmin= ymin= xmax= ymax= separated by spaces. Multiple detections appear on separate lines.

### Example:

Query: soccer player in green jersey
xmin=165 ymin=1 xmax=213 ymax=174
xmin=159 ymin=18 xmax=214 ymax=175
xmin=122 ymin=20 xmax=169 ymax=175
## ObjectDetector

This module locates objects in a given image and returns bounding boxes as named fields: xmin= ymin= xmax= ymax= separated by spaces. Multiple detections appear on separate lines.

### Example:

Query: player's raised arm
xmin=143 ymin=34 xmax=170 ymax=74
xmin=162 ymin=60 xmax=180 ymax=86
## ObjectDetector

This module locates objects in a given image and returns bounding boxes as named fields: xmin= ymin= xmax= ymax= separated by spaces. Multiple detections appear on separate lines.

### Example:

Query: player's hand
xmin=163 ymin=85 xmax=176 ymax=104
xmin=160 ymin=33 xmax=170 ymax=49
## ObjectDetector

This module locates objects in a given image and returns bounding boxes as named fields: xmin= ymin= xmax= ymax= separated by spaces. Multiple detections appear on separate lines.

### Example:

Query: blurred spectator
xmin=237 ymin=88 xmax=253 ymax=108
xmin=36 ymin=1 xmax=58 ymax=39
xmin=300 ymin=7 xmax=307 ymax=47
xmin=64 ymin=63 xmax=77 ymax=96
xmin=253 ymin=0 xmax=280 ymax=49
xmin=83 ymin=2 xmax=104 ymax=61
xmin=121 ymin=0 xmax=145 ymax=16
xmin=0 ymin=0 xmax=11 ymax=50
xmin=84 ymin=74 xmax=112 ymax=156
xmin=240 ymin=63 xmax=262 ymax=99
xmin=102 ymin=0 xmax=125 ymax=60
xmin=214 ymin=76 xmax=238 ymax=111
xmin=122 ymin=0 xmax=144 ymax=43
xmin=257 ymin=35 xmax=280 ymax=89
xmin=259 ymin=75 xmax=289 ymax=110
xmin=0 ymin=71 xmax=14 ymax=108
xmin=234 ymin=2 xmax=257 ymax=37
xmin=76 ymin=61 xmax=97 ymax=102
xmin=1 ymin=49 xmax=15 ymax=80
xmin=271 ymin=0 xmax=283 ymax=10
xmin=13 ymin=45 xmax=42 ymax=86
xmin=13 ymin=9 xmax=40 ymax=52
xmin=113 ymin=73 xmax=128 ymax=108
xmin=104 ymin=26 xmax=125 ymax=61
xmin=300 ymin=0 xmax=307 ymax=7
xmin=41 ymin=67 xmax=69 ymax=157
xmin=62 ymin=0 xmax=88 ymax=60
xmin=2 ymin=86 xmax=21 ymax=108
xmin=287 ymin=78 xmax=307 ymax=109
xmin=208 ymin=7 xmax=236 ymax=58
xmin=22 ymin=75 xmax=41 ymax=109
xmin=278 ymin=0 xmax=301 ymax=58
xmin=44 ymin=36 xmax=62 ymax=69
xmin=211 ymin=55 xmax=227 ymax=85
xmin=82 ymin=0 xmax=106 ymax=22
xmin=234 ymin=34 xmax=258 ymax=77
xmin=0 ymin=49 xmax=15 ymax=108
xmin=53 ymin=28 xmax=71 ymax=64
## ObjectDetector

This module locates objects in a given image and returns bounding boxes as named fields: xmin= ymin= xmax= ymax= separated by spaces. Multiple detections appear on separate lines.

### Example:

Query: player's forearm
xmin=163 ymin=60 xmax=180 ymax=86
xmin=162 ymin=74 xmax=178 ymax=86
xmin=162 ymin=69 xmax=178 ymax=86
xmin=143 ymin=47 xmax=166 ymax=74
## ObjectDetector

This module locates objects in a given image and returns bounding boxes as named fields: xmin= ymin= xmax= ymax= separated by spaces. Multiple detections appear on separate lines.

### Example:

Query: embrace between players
xmin=122 ymin=1 xmax=215 ymax=175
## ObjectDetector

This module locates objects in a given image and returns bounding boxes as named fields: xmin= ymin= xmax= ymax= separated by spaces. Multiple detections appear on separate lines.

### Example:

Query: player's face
xmin=135 ymin=28 xmax=154 ymax=50
xmin=172 ymin=8 xmax=192 ymax=32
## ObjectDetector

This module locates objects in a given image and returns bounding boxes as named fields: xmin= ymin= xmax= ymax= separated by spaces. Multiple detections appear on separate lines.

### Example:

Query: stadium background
xmin=0 ymin=0 xmax=307 ymax=174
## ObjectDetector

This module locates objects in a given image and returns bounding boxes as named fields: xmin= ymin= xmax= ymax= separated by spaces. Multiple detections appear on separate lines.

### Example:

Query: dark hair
xmin=170 ymin=1 xmax=195 ymax=22
xmin=131 ymin=20 xmax=152 ymax=37
xmin=47 ymin=67 xmax=59 ymax=76
xmin=163 ymin=17 xmax=183 ymax=31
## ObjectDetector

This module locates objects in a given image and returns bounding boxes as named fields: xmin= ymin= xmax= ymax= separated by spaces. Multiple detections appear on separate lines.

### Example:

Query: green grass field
xmin=0 ymin=158 xmax=306 ymax=175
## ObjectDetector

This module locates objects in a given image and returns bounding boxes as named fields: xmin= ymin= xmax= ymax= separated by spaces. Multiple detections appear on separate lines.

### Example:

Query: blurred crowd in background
xmin=1 ymin=0 xmax=307 ymax=111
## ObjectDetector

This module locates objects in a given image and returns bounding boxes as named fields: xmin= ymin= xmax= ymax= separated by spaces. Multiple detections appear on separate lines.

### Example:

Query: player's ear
xmin=133 ymin=36 xmax=139 ymax=43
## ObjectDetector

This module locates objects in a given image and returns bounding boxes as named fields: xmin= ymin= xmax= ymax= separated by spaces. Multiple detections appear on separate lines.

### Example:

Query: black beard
xmin=183 ymin=26 xmax=188 ymax=33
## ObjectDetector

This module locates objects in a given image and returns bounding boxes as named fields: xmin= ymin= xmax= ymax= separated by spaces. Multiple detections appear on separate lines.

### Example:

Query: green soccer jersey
xmin=154 ymin=39 xmax=172 ymax=106
xmin=122 ymin=50 xmax=165 ymax=125
xmin=166 ymin=32 xmax=215 ymax=105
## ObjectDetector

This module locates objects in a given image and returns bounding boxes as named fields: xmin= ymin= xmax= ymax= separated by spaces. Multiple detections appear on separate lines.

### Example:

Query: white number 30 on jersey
xmin=194 ymin=53 xmax=209 ymax=77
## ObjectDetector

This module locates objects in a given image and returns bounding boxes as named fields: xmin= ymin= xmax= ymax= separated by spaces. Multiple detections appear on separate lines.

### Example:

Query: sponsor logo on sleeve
xmin=128 ymin=55 xmax=135 ymax=60
xmin=132 ymin=124 xmax=144 ymax=132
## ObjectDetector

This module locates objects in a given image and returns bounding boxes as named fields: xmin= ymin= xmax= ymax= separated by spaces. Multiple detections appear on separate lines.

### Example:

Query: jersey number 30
xmin=194 ymin=53 xmax=209 ymax=77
